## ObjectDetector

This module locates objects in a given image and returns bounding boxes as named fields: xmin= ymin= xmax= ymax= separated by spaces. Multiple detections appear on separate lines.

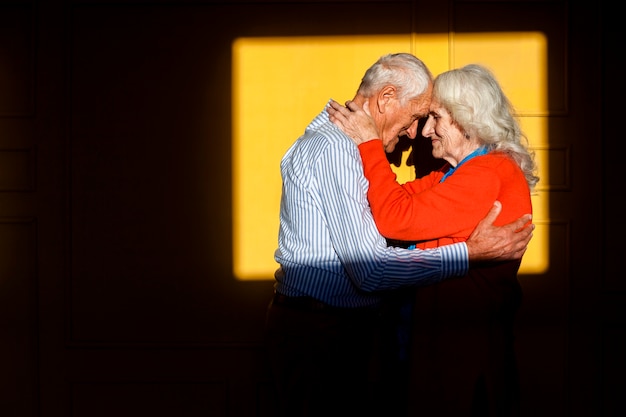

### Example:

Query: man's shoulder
xmin=294 ymin=124 xmax=354 ymax=156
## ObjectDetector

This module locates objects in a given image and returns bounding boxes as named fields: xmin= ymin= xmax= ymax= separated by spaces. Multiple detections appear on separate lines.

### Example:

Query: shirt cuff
xmin=439 ymin=242 xmax=469 ymax=278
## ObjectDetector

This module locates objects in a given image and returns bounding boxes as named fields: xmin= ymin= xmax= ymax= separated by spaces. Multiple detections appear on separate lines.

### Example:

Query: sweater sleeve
xmin=359 ymin=141 xmax=529 ymax=242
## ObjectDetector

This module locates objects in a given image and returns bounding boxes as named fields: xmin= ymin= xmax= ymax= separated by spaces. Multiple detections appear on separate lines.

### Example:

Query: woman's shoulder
xmin=472 ymin=151 xmax=519 ymax=170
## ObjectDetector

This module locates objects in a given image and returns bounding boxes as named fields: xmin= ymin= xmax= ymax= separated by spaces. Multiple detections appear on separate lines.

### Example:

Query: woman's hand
xmin=327 ymin=99 xmax=380 ymax=145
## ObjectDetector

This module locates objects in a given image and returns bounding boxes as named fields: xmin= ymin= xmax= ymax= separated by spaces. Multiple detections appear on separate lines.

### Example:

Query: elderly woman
xmin=328 ymin=64 xmax=538 ymax=417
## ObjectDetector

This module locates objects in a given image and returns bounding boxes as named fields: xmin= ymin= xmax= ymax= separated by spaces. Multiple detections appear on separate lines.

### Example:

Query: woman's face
xmin=421 ymin=97 xmax=476 ymax=167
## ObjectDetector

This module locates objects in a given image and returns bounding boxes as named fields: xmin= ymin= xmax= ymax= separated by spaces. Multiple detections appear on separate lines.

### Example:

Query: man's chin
xmin=384 ymin=140 xmax=399 ymax=153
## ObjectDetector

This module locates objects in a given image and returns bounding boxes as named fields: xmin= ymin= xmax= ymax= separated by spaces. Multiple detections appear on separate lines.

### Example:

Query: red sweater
xmin=358 ymin=140 xmax=532 ymax=249
xmin=360 ymin=140 xmax=532 ymax=415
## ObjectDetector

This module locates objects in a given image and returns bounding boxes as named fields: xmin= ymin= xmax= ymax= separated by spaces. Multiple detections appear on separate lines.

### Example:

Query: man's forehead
xmin=409 ymin=96 xmax=431 ymax=117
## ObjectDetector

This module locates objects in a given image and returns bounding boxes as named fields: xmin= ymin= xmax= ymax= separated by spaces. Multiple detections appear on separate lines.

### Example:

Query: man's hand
xmin=327 ymin=99 xmax=380 ymax=145
xmin=466 ymin=201 xmax=534 ymax=263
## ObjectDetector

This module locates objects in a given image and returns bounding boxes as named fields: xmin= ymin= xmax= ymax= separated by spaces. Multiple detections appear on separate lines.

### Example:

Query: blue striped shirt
xmin=274 ymin=102 xmax=468 ymax=308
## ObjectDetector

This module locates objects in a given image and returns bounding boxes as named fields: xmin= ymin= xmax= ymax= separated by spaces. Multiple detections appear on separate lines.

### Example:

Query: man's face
xmin=378 ymin=86 xmax=432 ymax=153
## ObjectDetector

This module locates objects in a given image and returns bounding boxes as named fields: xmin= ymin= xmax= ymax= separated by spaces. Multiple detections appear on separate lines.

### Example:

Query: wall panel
xmin=0 ymin=220 xmax=37 ymax=417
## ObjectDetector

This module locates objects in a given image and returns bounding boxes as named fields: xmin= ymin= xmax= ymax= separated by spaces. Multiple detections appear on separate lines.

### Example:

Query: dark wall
xmin=0 ymin=1 xmax=622 ymax=416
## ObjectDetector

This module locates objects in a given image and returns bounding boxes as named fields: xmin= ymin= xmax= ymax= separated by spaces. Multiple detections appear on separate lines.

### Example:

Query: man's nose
xmin=406 ymin=119 xmax=419 ymax=139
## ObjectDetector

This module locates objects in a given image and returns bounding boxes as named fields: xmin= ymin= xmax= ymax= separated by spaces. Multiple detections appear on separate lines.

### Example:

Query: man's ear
xmin=376 ymin=85 xmax=397 ymax=114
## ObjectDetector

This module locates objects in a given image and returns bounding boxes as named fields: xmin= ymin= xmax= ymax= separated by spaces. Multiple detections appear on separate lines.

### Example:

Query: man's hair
xmin=357 ymin=53 xmax=433 ymax=105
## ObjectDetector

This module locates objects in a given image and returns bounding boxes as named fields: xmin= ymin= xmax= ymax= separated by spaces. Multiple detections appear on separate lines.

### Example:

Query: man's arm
xmin=466 ymin=201 xmax=534 ymax=263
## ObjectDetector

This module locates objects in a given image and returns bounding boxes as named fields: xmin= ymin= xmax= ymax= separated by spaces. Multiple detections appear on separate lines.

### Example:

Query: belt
xmin=272 ymin=292 xmax=377 ymax=314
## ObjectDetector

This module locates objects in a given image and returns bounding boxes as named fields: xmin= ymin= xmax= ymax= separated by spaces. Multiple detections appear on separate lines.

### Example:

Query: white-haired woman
xmin=328 ymin=63 xmax=538 ymax=417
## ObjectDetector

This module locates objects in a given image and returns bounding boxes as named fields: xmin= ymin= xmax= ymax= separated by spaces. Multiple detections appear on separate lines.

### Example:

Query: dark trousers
xmin=264 ymin=295 xmax=382 ymax=417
